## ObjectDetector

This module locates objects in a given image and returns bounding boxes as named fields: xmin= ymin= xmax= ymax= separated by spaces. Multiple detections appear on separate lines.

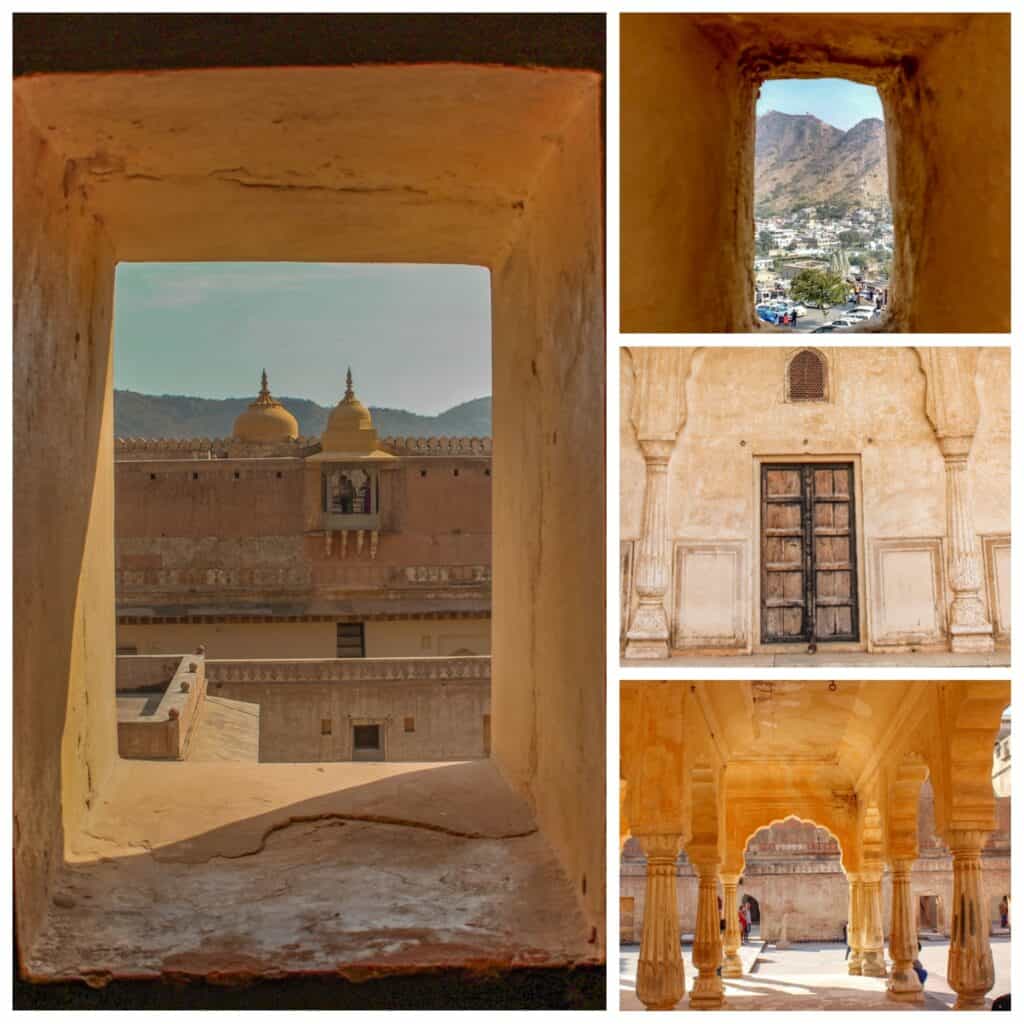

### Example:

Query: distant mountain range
xmin=756 ymin=111 xmax=888 ymax=216
xmin=115 ymin=390 xmax=492 ymax=439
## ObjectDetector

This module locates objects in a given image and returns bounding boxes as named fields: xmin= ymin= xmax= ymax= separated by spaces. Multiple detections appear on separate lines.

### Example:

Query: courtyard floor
xmin=620 ymin=937 xmax=1011 ymax=1010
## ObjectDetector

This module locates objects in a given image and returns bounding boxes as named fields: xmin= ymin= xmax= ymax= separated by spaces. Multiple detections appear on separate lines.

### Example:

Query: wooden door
xmin=760 ymin=463 xmax=858 ymax=644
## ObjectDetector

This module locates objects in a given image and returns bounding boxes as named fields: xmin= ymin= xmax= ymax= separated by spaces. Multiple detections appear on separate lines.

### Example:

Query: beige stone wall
xmin=621 ymin=347 xmax=1010 ymax=653
xmin=491 ymin=78 xmax=605 ymax=937
xmin=621 ymin=13 xmax=1010 ymax=333
xmin=116 ymin=617 xmax=491 ymax=659
xmin=210 ymin=676 xmax=490 ymax=762
xmin=13 ymin=93 xmax=119 ymax=953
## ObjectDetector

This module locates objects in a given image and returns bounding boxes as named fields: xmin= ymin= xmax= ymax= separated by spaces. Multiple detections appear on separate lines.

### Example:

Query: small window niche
xmin=321 ymin=465 xmax=380 ymax=529
xmin=785 ymin=348 xmax=829 ymax=403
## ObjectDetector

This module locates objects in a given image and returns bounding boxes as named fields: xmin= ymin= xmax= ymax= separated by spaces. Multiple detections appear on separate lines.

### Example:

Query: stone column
xmin=947 ymin=830 xmax=995 ymax=1010
xmin=860 ymin=873 xmax=887 ymax=977
xmin=721 ymin=874 xmax=743 ymax=978
xmin=887 ymin=859 xmax=923 ymax=1001
xmin=625 ymin=440 xmax=674 ymax=658
xmin=847 ymin=876 xmax=864 ymax=975
xmin=689 ymin=858 xmax=725 ymax=1009
xmin=636 ymin=833 xmax=685 ymax=1011
xmin=940 ymin=436 xmax=994 ymax=653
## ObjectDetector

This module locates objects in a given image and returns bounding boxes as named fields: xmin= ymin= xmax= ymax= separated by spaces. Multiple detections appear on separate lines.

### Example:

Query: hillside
xmin=755 ymin=111 xmax=888 ymax=215
xmin=115 ymin=391 xmax=492 ymax=439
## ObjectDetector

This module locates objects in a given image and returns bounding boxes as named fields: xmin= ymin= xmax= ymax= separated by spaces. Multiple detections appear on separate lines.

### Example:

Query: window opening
xmin=754 ymin=79 xmax=892 ymax=333
xmin=336 ymin=622 xmax=366 ymax=658
xmin=787 ymin=349 xmax=827 ymax=402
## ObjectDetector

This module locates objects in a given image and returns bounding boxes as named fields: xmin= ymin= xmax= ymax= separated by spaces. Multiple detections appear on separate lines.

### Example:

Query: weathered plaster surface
xmin=26 ymin=761 xmax=594 ymax=984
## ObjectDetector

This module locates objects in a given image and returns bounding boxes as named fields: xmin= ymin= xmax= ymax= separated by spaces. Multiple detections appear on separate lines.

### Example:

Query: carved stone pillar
xmin=887 ymin=860 xmax=923 ymax=1000
xmin=625 ymin=440 xmax=674 ymax=658
xmin=847 ymin=876 xmax=864 ymax=975
xmin=636 ymin=833 xmax=685 ymax=1011
xmin=940 ymin=436 xmax=994 ymax=653
xmin=916 ymin=348 xmax=994 ymax=653
xmin=721 ymin=874 xmax=743 ymax=978
xmin=860 ymin=873 xmax=887 ymax=977
xmin=623 ymin=347 xmax=696 ymax=660
xmin=948 ymin=830 xmax=995 ymax=1010
xmin=689 ymin=858 xmax=725 ymax=1009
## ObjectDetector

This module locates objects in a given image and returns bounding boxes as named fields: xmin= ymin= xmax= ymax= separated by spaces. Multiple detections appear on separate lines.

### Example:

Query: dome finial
xmin=345 ymin=367 xmax=355 ymax=401
xmin=260 ymin=368 xmax=270 ymax=399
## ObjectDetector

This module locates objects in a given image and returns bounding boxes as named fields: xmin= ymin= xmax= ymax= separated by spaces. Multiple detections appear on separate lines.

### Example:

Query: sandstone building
xmin=621 ymin=347 xmax=1010 ymax=663
xmin=621 ymin=680 xmax=1011 ymax=1010
xmin=621 ymin=13 xmax=1010 ymax=332
xmin=115 ymin=369 xmax=492 ymax=661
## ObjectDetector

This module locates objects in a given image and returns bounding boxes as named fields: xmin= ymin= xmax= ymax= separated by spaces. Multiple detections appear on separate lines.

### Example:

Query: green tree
xmin=756 ymin=229 xmax=774 ymax=255
xmin=838 ymin=229 xmax=867 ymax=247
xmin=789 ymin=269 xmax=848 ymax=317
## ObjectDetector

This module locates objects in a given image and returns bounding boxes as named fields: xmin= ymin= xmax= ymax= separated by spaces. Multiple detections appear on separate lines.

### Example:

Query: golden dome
xmin=320 ymin=368 xmax=380 ymax=455
xmin=232 ymin=370 xmax=299 ymax=443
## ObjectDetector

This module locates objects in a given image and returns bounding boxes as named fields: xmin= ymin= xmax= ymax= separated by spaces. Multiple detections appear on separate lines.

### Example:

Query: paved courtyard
xmin=620 ymin=937 xmax=1011 ymax=1011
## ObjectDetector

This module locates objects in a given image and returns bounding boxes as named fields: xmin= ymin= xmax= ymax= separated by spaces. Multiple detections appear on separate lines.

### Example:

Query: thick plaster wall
xmin=620 ymin=14 xmax=752 ymax=332
xmin=13 ymin=97 xmax=118 ymax=954
xmin=491 ymin=86 xmax=605 ymax=944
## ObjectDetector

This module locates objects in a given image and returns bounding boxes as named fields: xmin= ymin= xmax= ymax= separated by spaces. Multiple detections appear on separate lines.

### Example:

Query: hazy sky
xmin=113 ymin=262 xmax=492 ymax=414
xmin=757 ymin=78 xmax=883 ymax=131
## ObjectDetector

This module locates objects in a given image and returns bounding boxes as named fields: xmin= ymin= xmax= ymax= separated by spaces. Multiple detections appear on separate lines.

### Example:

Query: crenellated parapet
xmin=114 ymin=434 xmax=492 ymax=460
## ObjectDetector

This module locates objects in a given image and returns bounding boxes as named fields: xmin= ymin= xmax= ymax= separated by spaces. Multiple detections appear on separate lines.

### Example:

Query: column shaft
xmin=887 ymin=860 xmax=923 ymax=1001
xmin=625 ymin=445 xmax=672 ymax=658
xmin=948 ymin=831 xmax=995 ymax=1010
xmin=860 ymin=874 xmax=887 ymax=977
xmin=942 ymin=444 xmax=994 ymax=652
xmin=721 ymin=876 xmax=743 ymax=978
xmin=689 ymin=861 xmax=725 ymax=1009
xmin=847 ymin=877 xmax=864 ymax=975
xmin=636 ymin=834 xmax=685 ymax=1011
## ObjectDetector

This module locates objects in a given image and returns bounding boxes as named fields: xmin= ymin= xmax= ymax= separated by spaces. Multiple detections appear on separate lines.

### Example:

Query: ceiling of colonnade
xmin=701 ymin=680 xmax=913 ymax=785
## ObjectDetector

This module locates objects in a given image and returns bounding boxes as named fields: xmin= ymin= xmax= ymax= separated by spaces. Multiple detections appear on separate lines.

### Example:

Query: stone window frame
xmin=14 ymin=59 xmax=606 ymax=973
xmin=349 ymin=716 xmax=389 ymax=761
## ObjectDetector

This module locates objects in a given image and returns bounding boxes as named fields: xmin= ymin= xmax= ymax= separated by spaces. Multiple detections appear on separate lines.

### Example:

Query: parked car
xmin=811 ymin=325 xmax=837 ymax=333
xmin=829 ymin=318 xmax=854 ymax=328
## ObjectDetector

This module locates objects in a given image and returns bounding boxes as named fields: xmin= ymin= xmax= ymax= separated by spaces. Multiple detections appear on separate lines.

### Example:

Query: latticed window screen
xmin=788 ymin=350 xmax=826 ymax=401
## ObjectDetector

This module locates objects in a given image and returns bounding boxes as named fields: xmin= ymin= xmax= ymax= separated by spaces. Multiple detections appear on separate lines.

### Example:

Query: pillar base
xmin=861 ymin=951 xmax=887 ymax=977
xmin=688 ymin=981 xmax=725 ymax=1011
xmin=847 ymin=952 xmax=863 ymax=976
xmin=953 ymin=995 xmax=989 ymax=1011
xmin=624 ymin=637 xmax=670 ymax=659
xmin=949 ymin=624 xmax=995 ymax=654
xmin=722 ymin=952 xmax=743 ymax=978
xmin=888 ymin=969 xmax=924 ymax=1002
